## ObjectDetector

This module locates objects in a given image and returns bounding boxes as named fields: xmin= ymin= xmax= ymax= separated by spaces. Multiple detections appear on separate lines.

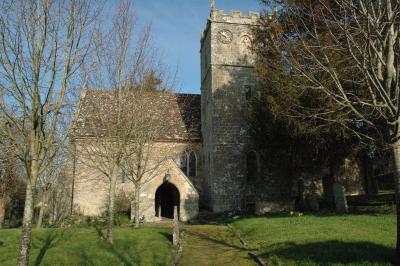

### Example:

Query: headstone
xmin=308 ymin=195 xmax=319 ymax=212
xmin=308 ymin=181 xmax=319 ymax=211
xmin=333 ymin=183 xmax=348 ymax=213
xmin=172 ymin=206 xmax=179 ymax=246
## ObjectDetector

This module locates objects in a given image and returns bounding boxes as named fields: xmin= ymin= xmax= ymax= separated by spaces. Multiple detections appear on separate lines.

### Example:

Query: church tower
xmin=200 ymin=2 xmax=260 ymax=211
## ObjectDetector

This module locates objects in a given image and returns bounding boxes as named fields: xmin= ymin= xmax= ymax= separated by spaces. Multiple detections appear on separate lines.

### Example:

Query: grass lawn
xmin=180 ymin=224 xmax=254 ymax=266
xmin=0 ymin=226 xmax=174 ymax=266
xmin=0 ymin=213 xmax=395 ymax=266
xmin=231 ymin=213 xmax=396 ymax=266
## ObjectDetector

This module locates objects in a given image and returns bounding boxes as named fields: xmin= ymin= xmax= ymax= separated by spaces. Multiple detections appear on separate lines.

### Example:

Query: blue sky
xmin=134 ymin=0 xmax=262 ymax=94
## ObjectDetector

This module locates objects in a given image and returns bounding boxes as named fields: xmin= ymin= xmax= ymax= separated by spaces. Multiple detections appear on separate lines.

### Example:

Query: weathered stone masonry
xmin=73 ymin=5 xmax=353 ymax=221
xmin=201 ymin=10 xmax=261 ymax=212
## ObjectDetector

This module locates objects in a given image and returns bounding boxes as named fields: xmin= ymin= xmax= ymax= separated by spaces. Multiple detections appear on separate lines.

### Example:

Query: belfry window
xmin=246 ymin=150 xmax=259 ymax=182
xmin=189 ymin=152 xmax=197 ymax=177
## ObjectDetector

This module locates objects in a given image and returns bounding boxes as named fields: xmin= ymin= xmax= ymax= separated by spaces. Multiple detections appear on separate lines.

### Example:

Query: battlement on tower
xmin=200 ymin=9 xmax=260 ymax=45
xmin=213 ymin=9 xmax=260 ymax=23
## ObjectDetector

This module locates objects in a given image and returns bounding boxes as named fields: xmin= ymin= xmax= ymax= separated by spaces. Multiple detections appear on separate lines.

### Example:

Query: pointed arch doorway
xmin=155 ymin=182 xmax=180 ymax=219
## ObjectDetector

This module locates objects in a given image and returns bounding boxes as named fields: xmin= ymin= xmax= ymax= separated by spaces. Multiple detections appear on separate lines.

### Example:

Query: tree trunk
xmin=49 ymin=202 xmax=56 ymax=226
xmin=36 ymin=204 xmax=44 ymax=229
xmin=48 ymin=211 xmax=53 ymax=226
xmin=17 ymin=180 xmax=34 ymax=266
xmin=37 ymin=192 xmax=48 ymax=229
xmin=360 ymin=155 xmax=378 ymax=195
xmin=322 ymin=162 xmax=340 ymax=207
xmin=322 ymin=173 xmax=334 ymax=203
xmin=134 ymin=185 xmax=140 ymax=228
xmin=392 ymin=140 xmax=400 ymax=263
xmin=107 ymin=170 xmax=118 ymax=244
xmin=130 ymin=200 xmax=134 ymax=223
xmin=0 ymin=196 xmax=5 ymax=229
xmin=8 ymin=206 xmax=15 ymax=228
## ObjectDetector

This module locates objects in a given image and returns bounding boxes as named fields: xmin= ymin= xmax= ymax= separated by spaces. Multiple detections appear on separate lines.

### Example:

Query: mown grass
xmin=231 ymin=213 xmax=396 ymax=266
xmin=0 ymin=226 xmax=173 ymax=266
xmin=180 ymin=224 xmax=254 ymax=266
xmin=0 ymin=213 xmax=395 ymax=265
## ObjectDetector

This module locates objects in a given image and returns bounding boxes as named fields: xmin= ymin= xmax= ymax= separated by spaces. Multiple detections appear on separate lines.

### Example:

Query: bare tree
xmin=0 ymin=170 xmax=7 ymax=229
xmin=254 ymin=0 xmax=400 ymax=260
xmin=75 ymin=0 xmax=171 ymax=243
xmin=35 ymin=147 xmax=67 ymax=229
xmin=0 ymin=149 xmax=17 ymax=229
xmin=0 ymin=0 xmax=100 ymax=264
xmin=119 ymin=90 xmax=185 ymax=228
xmin=122 ymin=140 xmax=161 ymax=229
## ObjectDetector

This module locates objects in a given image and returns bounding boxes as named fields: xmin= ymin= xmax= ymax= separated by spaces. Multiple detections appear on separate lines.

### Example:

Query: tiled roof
xmin=73 ymin=90 xmax=201 ymax=141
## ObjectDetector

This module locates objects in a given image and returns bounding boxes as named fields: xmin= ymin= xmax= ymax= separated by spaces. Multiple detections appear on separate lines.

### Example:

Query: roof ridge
xmin=85 ymin=89 xmax=200 ymax=96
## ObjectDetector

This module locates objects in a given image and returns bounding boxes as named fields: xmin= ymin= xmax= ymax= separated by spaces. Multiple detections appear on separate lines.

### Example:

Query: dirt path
xmin=179 ymin=224 xmax=256 ymax=266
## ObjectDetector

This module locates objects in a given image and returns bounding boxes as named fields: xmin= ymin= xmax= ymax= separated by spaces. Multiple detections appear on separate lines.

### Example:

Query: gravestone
xmin=333 ymin=183 xmax=348 ymax=213
xmin=308 ymin=181 xmax=319 ymax=211
xmin=308 ymin=195 xmax=320 ymax=212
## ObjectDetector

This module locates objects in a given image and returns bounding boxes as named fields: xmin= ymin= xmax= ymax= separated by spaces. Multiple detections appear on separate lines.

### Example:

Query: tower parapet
xmin=201 ymin=9 xmax=259 ymax=46
xmin=212 ymin=9 xmax=260 ymax=24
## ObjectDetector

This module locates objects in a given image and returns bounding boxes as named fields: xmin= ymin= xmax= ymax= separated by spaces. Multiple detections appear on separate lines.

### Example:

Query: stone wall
xmin=140 ymin=159 xmax=199 ymax=222
xmin=201 ymin=10 xmax=279 ymax=212
xmin=200 ymin=8 xmax=371 ymax=213
xmin=73 ymin=139 xmax=201 ymax=221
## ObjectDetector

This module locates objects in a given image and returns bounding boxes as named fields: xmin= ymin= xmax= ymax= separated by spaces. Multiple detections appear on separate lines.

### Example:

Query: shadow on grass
xmin=348 ymin=205 xmax=396 ymax=215
xmin=94 ymin=226 xmax=105 ymax=240
xmin=33 ymin=229 xmax=67 ymax=266
xmin=187 ymin=230 xmax=248 ymax=251
xmin=194 ymin=206 xmax=395 ymax=225
xmin=104 ymin=243 xmax=135 ymax=266
xmin=260 ymin=241 xmax=394 ymax=265
xmin=78 ymin=250 xmax=96 ymax=266
xmin=159 ymin=232 xmax=173 ymax=243
xmin=191 ymin=211 xmax=235 ymax=225
xmin=193 ymin=211 xmax=348 ymax=225
xmin=94 ymin=226 xmax=140 ymax=266
xmin=220 ymin=209 xmax=396 ymax=225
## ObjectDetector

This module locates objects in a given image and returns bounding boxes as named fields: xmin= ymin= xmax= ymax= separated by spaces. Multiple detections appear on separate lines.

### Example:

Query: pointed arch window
xmin=246 ymin=150 xmax=259 ymax=182
xmin=189 ymin=152 xmax=197 ymax=177
xmin=180 ymin=153 xmax=188 ymax=175
xmin=178 ymin=151 xmax=197 ymax=177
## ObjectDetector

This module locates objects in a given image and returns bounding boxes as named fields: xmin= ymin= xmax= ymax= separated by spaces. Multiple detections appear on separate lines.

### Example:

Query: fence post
xmin=173 ymin=206 xmax=179 ymax=246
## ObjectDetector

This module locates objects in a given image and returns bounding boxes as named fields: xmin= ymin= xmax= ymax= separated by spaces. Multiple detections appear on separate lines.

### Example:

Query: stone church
xmin=71 ymin=4 xmax=296 ymax=222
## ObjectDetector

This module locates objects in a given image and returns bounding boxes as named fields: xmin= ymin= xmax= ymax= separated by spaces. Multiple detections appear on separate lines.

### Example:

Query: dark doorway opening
xmin=155 ymin=182 xmax=180 ymax=219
